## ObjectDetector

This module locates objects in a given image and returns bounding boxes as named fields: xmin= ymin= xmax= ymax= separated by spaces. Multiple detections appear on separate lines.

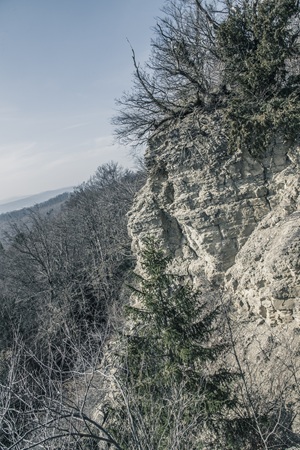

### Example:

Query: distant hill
xmin=0 ymin=187 xmax=74 ymax=214
xmin=0 ymin=189 xmax=74 ymax=243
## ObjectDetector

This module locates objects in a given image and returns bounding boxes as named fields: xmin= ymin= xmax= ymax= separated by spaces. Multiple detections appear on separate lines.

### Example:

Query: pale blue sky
xmin=0 ymin=0 xmax=164 ymax=201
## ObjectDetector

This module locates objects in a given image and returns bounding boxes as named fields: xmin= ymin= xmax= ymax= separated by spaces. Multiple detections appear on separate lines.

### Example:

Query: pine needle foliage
xmin=126 ymin=238 xmax=224 ymax=390
xmin=110 ymin=238 xmax=236 ymax=449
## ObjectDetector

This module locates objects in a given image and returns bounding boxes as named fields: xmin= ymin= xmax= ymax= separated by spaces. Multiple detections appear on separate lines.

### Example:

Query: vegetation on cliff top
xmin=113 ymin=0 xmax=300 ymax=156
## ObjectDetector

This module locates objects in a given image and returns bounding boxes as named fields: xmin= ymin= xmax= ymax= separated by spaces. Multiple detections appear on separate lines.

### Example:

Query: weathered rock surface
xmin=126 ymin=115 xmax=300 ymax=442
xmin=128 ymin=115 xmax=300 ymax=325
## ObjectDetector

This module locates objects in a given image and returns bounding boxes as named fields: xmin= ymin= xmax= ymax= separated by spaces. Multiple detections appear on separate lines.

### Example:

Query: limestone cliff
xmin=128 ymin=115 xmax=300 ymax=326
xmin=127 ymin=115 xmax=300 ymax=442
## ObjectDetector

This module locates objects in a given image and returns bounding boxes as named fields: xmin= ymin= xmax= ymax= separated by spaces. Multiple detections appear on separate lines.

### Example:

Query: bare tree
xmin=220 ymin=296 xmax=300 ymax=449
xmin=113 ymin=0 xmax=221 ymax=146
xmin=0 ymin=163 xmax=145 ymax=448
xmin=113 ymin=0 xmax=300 ymax=154
xmin=0 ymin=332 xmax=124 ymax=450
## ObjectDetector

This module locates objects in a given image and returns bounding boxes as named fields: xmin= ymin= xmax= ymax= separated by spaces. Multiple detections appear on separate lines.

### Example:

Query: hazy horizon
xmin=0 ymin=0 xmax=164 ymax=202
xmin=0 ymin=186 xmax=74 ymax=206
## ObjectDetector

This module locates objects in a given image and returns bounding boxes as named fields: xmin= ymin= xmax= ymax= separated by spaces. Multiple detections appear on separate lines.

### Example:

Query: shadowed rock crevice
xmin=128 ymin=114 xmax=300 ymax=323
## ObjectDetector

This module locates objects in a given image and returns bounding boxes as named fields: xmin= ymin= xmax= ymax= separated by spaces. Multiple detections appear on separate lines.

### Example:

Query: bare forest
xmin=1 ymin=0 xmax=300 ymax=448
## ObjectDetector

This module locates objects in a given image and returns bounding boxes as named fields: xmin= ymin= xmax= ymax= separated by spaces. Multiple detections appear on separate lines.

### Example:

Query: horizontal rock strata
xmin=128 ymin=115 xmax=300 ymax=325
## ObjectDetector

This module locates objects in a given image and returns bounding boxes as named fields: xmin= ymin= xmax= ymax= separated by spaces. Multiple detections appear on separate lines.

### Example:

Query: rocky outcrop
xmin=125 ymin=114 xmax=300 ymax=443
xmin=128 ymin=115 xmax=300 ymax=325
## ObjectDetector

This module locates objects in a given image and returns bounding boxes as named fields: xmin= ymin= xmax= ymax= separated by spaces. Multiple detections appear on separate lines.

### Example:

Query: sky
xmin=0 ymin=0 xmax=165 ymax=202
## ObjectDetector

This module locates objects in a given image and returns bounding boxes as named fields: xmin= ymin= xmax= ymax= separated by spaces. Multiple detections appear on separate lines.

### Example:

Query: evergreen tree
xmin=111 ymin=238 xmax=235 ymax=449
xmin=217 ymin=0 xmax=300 ymax=154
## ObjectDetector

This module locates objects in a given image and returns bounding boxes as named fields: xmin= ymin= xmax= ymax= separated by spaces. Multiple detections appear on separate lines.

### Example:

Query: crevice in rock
xmin=158 ymin=207 xmax=184 ymax=254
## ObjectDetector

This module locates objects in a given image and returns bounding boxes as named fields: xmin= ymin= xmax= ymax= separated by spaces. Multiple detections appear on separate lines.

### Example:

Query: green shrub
xmin=217 ymin=0 xmax=300 ymax=155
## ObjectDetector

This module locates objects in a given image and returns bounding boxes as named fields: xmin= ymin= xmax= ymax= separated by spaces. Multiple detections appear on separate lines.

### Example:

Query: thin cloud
xmin=0 ymin=141 xmax=37 ymax=158
xmin=63 ymin=122 xmax=90 ymax=131
xmin=93 ymin=136 xmax=114 ymax=146
xmin=0 ymin=142 xmax=39 ymax=177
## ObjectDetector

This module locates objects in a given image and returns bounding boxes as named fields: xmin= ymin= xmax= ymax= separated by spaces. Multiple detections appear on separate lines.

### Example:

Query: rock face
xmin=126 ymin=115 xmax=300 ymax=442
xmin=128 ymin=115 xmax=300 ymax=326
